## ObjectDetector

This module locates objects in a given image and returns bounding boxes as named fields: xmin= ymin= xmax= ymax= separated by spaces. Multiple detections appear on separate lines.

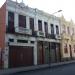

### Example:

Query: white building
xmin=0 ymin=0 xmax=61 ymax=69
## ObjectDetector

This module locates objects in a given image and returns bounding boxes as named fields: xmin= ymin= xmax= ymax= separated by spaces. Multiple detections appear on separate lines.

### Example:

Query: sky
xmin=0 ymin=0 xmax=75 ymax=22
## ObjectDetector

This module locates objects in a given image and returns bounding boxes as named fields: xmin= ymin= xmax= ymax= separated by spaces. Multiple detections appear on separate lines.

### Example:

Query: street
xmin=9 ymin=63 xmax=75 ymax=75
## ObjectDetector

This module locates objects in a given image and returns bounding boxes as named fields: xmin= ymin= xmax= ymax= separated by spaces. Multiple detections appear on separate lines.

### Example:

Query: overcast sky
xmin=0 ymin=0 xmax=75 ymax=22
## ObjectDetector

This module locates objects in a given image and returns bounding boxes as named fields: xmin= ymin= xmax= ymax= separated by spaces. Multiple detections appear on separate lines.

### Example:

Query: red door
xmin=39 ymin=46 xmax=44 ymax=64
xmin=9 ymin=46 xmax=33 ymax=68
xmin=38 ymin=42 xmax=44 ymax=64
xmin=69 ymin=45 xmax=72 ymax=59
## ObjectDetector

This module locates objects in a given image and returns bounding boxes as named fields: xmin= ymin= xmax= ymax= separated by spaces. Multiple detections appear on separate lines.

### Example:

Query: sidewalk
xmin=0 ymin=60 xmax=75 ymax=75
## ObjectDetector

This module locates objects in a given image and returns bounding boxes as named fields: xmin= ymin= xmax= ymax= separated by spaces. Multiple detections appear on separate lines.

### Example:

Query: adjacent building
xmin=60 ymin=16 xmax=75 ymax=61
xmin=0 ymin=0 xmax=75 ymax=69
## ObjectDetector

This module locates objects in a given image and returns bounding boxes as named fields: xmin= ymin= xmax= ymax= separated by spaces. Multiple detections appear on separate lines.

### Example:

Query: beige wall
xmin=60 ymin=16 xmax=75 ymax=59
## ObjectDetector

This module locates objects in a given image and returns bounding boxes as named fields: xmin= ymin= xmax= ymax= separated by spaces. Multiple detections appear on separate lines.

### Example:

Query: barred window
xmin=51 ymin=24 xmax=54 ymax=34
xmin=8 ymin=11 xmax=14 ymax=32
xmin=56 ymin=25 xmax=59 ymax=35
xmin=38 ymin=20 xmax=42 ymax=31
xmin=64 ymin=44 xmax=68 ymax=53
xmin=30 ymin=18 xmax=34 ymax=31
xmin=19 ymin=15 xmax=26 ymax=28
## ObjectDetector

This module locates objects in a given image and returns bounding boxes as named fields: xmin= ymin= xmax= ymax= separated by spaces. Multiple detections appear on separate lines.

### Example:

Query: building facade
xmin=0 ymin=0 xmax=61 ymax=69
xmin=60 ymin=16 xmax=75 ymax=61
xmin=0 ymin=0 xmax=75 ymax=69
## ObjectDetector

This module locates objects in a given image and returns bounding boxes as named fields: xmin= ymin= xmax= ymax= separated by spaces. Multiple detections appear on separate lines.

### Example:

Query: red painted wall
xmin=0 ymin=2 xmax=6 ymax=69
xmin=0 ymin=2 xmax=6 ymax=49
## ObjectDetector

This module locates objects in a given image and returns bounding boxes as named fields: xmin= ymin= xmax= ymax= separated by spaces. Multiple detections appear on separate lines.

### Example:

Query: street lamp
xmin=52 ymin=10 xmax=62 ymax=15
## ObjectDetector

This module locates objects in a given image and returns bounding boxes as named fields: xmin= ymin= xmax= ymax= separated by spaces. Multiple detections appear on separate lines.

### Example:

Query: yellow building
xmin=60 ymin=16 xmax=75 ymax=61
xmin=70 ymin=20 xmax=75 ymax=59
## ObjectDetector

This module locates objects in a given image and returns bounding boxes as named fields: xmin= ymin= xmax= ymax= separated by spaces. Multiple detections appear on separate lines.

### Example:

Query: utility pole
xmin=49 ymin=10 xmax=62 ymax=67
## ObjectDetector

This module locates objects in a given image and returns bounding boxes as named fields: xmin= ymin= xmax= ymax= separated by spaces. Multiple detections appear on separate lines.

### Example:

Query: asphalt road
xmin=10 ymin=64 xmax=75 ymax=75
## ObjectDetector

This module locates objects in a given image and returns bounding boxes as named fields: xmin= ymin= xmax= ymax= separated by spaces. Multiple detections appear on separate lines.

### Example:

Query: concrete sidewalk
xmin=0 ymin=60 xmax=75 ymax=75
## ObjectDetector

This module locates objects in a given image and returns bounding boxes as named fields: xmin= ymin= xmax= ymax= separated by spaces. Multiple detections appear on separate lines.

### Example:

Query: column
xmin=42 ymin=20 xmax=45 ymax=32
xmin=54 ymin=24 xmax=56 ymax=35
xmin=48 ymin=20 xmax=51 ymax=34
xmin=26 ymin=16 xmax=30 ymax=29
xmin=58 ymin=26 xmax=60 ymax=35
xmin=34 ymin=41 xmax=37 ymax=65
xmin=6 ymin=10 xmax=8 ymax=26
xmin=52 ymin=16 xmax=56 ymax=35
xmin=34 ymin=15 xmax=38 ymax=31
xmin=4 ymin=46 xmax=9 ymax=68
xmin=14 ymin=13 xmax=18 ymax=31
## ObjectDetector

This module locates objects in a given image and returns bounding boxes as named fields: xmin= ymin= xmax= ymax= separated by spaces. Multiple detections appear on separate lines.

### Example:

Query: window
xmin=67 ymin=27 xmax=70 ymax=34
xmin=74 ymin=45 xmax=75 ymax=53
xmin=17 ymin=40 xmax=28 ymax=43
xmin=8 ymin=11 xmax=14 ymax=32
xmin=9 ymin=39 xmax=14 ymax=42
xmin=51 ymin=24 xmax=54 ymax=34
xmin=38 ymin=20 xmax=42 ymax=31
xmin=30 ymin=18 xmax=34 ymax=31
xmin=19 ymin=15 xmax=26 ymax=28
xmin=30 ymin=41 xmax=35 ymax=44
xmin=64 ymin=44 xmax=68 ymax=53
xmin=8 ymin=12 xmax=14 ymax=22
xmin=56 ymin=25 xmax=59 ymax=35
xmin=44 ymin=22 xmax=48 ymax=33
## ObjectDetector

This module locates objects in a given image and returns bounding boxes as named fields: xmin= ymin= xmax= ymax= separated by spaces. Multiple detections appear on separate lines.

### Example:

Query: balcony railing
xmin=71 ymin=34 xmax=75 ymax=41
xmin=45 ymin=33 xmax=51 ymax=38
xmin=15 ymin=26 xmax=32 ymax=35
xmin=50 ymin=34 xmax=56 ymax=39
xmin=61 ymin=33 xmax=70 ymax=40
xmin=6 ymin=26 xmax=15 ymax=33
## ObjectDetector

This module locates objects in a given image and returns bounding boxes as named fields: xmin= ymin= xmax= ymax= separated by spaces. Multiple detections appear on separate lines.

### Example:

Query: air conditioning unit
xmin=37 ymin=31 xmax=45 ymax=37
xmin=55 ymin=35 xmax=61 ymax=39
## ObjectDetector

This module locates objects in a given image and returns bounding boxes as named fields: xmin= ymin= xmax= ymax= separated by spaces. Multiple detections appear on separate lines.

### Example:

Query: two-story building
xmin=0 ymin=0 xmax=61 ymax=69
xmin=60 ymin=16 xmax=75 ymax=61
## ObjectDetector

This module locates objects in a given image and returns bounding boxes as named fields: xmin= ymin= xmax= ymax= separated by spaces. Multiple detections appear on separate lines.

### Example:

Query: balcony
xmin=15 ymin=26 xmax=32 ymax=35
xmin=50 ymin=34 xmax=56 ymax=39
xmin=36 ymin=31 xmax=45 ymax=37
xmin=71 ymin=34 xmax=75 ymax=41
xmin=55 ymin=35 xmax=61 ymax=40
xmin=61 ymin=33 xmax=70 ymax=40
xmin=45 ymin=33 xmax=51 ymax=38
xmin=6 ymin=26 xmax=15 ymax=33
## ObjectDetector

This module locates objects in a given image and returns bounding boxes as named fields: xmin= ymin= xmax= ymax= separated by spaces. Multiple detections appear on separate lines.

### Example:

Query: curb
xmin=0 ymin=61 xmax=75 ymax=75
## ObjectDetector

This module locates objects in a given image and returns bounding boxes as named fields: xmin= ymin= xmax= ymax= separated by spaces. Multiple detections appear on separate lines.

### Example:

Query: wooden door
xmin=9 ymin=46 xmax=33 ymax=68
xmin=38 ymin=42 xmax=44 ymax=64
xmin=56 ymin=43 xmax=61 ymax=62
xmin=50 ymin=43 xmax=56 ymax=63
xmin=69 ymin=45 xmax=72 ymax=59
